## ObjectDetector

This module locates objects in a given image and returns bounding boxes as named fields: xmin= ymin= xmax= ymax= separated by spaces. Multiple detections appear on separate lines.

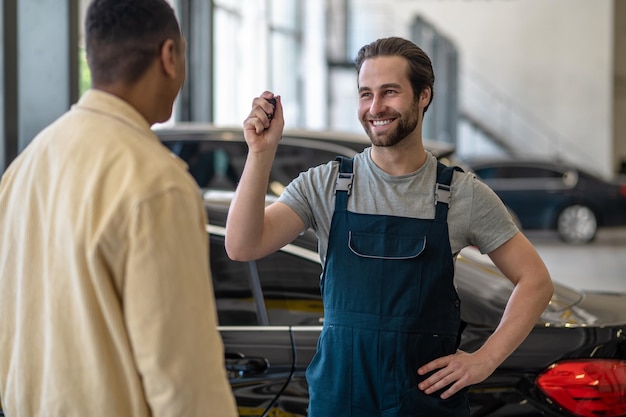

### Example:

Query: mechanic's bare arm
xmin=481 ymin=232 xmax=553 ymax=363
xmin=226 ymin=92 xmax=306 ymax=261
xmin=417 ymin=232 xmax=553 ymax=399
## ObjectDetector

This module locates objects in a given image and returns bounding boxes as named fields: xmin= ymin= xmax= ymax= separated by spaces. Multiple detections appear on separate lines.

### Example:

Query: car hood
xmin=457 ymin=247 xmax=626 ymax=328
xmin=560 ymin=291 xmax=626 ymax=327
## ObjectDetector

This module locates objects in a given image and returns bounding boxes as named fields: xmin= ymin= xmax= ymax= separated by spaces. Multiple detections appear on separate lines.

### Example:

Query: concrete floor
xmin=525 ymin=227 xmax=626 ymax=294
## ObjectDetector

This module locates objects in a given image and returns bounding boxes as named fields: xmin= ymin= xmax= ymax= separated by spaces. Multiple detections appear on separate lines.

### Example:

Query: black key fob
xmin=265 ymin=98 xmax=276 ymax=120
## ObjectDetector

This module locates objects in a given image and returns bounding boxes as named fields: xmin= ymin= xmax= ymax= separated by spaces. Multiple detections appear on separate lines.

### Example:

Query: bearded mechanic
xmin=226 ymin=36 xmax=553 ymax=417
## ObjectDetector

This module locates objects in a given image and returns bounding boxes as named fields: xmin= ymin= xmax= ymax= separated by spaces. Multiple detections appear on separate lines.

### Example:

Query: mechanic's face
xmin=357 ymin=56 xmax=423 ymax=147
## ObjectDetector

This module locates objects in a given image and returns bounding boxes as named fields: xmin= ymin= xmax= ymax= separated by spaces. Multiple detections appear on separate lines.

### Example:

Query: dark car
xmin=155 ymin=123 xmax=457 ymax=196
xmin=205 ymin=195 xmax=626 ymax=417
xmin=466 ymin=157 xmax=626 ymax=244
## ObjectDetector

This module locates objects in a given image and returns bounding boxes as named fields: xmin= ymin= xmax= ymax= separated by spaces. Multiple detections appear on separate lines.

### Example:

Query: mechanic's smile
xmin=371 ymin=118 xmax=395 ymax=127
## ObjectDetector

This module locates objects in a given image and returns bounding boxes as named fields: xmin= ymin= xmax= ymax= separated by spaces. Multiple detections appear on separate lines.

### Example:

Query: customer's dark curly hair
xmin=85 ymin=0 xmax=181 ymax=86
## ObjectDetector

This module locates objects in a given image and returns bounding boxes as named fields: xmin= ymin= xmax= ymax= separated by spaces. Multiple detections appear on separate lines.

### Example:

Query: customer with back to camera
xmin=226 ymin=36 xmax=553 ymax=416
xmin=0 ymin=0 xmax=237 ymax=416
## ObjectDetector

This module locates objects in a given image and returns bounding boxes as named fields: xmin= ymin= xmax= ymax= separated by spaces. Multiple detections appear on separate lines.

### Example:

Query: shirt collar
xmin=74 ymin=89 xmax=154 ymax=137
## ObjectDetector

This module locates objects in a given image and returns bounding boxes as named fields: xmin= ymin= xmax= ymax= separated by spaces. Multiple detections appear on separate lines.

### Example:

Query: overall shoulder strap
xmin=334 ymin=156 xmax=354 ymax=211
xmin=435 ymin=162 xmax=464 ymax=221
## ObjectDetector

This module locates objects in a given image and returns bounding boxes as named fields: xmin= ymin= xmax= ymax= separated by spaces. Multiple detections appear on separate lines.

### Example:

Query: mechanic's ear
xmin=419 ymin=87 xmax=431 ymax=107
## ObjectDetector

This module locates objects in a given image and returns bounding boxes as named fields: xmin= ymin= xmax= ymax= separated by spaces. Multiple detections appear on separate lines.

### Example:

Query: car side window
xmin=510 ymin=167 xmax=562 ymax=179
xmin=254 ymin=250 xmax=324 ymax=326
xmin=269 ymin=145 xmax=347 ymax=195
xmin=475 ymin=166 xmax=563 ymax=180
xmin=209 ymin=234 xmax=259 ymax=325
xmin=164 ymin=139 xmax=343 ymax=196
xmin=473 ymin=167 xmax=496 ymax=179
xmin=164 ymin=140 xmax=246 ymax=190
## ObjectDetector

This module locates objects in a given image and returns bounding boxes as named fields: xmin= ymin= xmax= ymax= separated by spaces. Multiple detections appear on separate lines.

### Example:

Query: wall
xmin=350 ymin=0 xmax=614 ymax=178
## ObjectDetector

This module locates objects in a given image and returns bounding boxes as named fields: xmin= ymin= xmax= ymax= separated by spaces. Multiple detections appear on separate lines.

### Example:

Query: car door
xmin=208 ymin=229 xmax=297 ymax=417
xmin=475 ymin=164 xmax=573 ymax=229
xmin=252 ymin=233 xmax=324 ymax=417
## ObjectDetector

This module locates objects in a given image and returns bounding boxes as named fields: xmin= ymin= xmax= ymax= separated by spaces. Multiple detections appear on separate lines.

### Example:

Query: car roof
xmin=464 ymin=155 xmax=574 ymax=169
xmin=153 ymin=122 xmax=457 ymax=159
xmin=464 ymin=156 xmax=618 ymax=182
xmin=466 ymin=154 xmax=610 ymax=175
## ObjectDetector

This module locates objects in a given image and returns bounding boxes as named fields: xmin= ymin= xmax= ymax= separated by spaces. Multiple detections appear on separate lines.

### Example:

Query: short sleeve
xmin=468 ymin=176 xmax=519 ymax=254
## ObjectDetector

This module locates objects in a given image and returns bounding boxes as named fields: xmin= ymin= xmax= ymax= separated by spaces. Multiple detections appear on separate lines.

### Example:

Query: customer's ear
xmin=159 ymin=38 xmax=177 ymax=79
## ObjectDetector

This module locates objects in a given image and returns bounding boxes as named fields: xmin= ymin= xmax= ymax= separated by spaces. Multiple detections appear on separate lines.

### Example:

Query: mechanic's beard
xmin=362 ymin=110 xmax=420 ymax=148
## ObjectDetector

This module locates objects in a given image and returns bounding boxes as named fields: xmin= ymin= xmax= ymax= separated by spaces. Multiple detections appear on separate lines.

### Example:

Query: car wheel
xmin=557 ymin=204 xmax=597 ymax=244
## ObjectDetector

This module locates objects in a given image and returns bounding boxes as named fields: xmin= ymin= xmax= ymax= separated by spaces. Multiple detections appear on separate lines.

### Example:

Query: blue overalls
xmin=305 ymin=157 xmax=469 ymax=417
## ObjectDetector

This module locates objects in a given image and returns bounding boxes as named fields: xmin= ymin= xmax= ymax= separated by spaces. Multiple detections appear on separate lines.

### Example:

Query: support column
xmin=177 ymin=0 xmax=213 ymax=122
xmin=614 ymin=0 xmax=626 ymax=174
xmin=2 ymin=0 xmax=18 ymax=171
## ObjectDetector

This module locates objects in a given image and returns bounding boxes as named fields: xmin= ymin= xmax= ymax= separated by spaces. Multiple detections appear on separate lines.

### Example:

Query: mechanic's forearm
xmin=476 ymin=272 xmax=553 ymax=368
xmin=225 ymin=149 xmax=275 ymax=261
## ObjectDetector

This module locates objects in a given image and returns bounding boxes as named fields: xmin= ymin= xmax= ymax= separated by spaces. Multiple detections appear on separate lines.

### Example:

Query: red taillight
xmin=536 ymin=359 xmax=626 ymax=417
xmin=620 ymin=185 xmax=626 ymax=199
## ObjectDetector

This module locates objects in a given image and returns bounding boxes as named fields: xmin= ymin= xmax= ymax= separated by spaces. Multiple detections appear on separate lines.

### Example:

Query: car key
xmin=265 ymin=98 xmax=276 ymax=120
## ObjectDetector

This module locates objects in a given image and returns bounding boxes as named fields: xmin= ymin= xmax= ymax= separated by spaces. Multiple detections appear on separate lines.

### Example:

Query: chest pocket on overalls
xmin=348 ymin=231 xmax=426 ymax=260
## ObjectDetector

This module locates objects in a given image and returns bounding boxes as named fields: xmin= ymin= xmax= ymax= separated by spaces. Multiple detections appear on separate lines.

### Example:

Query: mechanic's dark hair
xmin=355 ymin=37 xmax=435 ymax=113
xmin=85 ymin=0 xmax=181 ymax=86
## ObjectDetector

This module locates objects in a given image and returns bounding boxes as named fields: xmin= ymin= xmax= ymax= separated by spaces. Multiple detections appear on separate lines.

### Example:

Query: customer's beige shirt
xmin=0 ymin=90 xmax=237 ymax=416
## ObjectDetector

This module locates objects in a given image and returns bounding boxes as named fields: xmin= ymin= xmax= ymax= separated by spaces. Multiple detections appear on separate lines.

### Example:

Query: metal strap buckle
xmin=335 ymin=173 xmax=354 ymax=195
xmin=435 ymin=183 xmax=451 ymax=205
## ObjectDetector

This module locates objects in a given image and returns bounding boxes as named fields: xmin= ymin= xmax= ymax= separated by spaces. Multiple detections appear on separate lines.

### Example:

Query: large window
xmin=268 ymin=0 xmax=303 ymax=126
xmin=212 ymin=0 xmax=303 ymax=128
xmin=211 ymin=1 xmax=246 ymax=126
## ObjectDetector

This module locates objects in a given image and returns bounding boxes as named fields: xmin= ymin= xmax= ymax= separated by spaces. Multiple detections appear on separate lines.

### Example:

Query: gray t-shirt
xmin=277 ymin=148 xmax=518 ymax=266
